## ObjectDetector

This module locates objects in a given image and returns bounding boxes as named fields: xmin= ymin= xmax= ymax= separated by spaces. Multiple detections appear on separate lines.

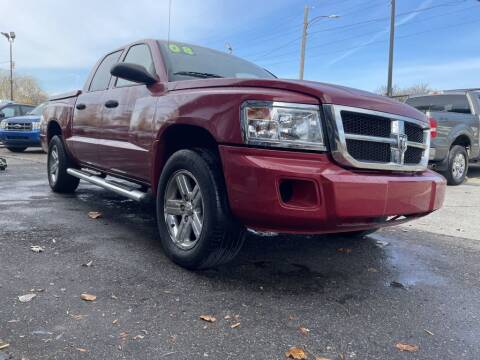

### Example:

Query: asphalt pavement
xmin=1 ymin=148 xmax=480 ymax=360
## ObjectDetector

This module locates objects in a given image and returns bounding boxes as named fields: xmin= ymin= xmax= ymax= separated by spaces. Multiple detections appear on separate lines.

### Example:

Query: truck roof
xmin=407 ymin=88 xmax=480 ymax=98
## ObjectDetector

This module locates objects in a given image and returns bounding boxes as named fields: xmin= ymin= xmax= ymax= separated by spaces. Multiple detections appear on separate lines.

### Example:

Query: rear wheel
xmin=443 ymin=145 xmax=468 ymax=186
xmin=47 ymin=136 xmax=80 ymax=193
xmin=7 ymin=146 xmax=27 ymax=153
xmin=156 ymin=148 xmax=245 ymax=270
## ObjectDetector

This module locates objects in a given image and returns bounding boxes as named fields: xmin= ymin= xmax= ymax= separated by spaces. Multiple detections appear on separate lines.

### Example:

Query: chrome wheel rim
xmin=49 ymin=145 xmax=60 ymax=183
xmin=452 ymin=153 xmax=466 ymax=180
xmin=164 ymin=170 xmax=204 ymax=250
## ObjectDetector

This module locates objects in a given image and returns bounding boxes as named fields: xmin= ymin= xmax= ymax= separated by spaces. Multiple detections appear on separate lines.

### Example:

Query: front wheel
xmin=7 ymin=146 xmax=27 ymax=153
xmin=47 ymin=136 xmax=80 ymax=193
xmin=443 ymin=145 xmax=468 ymax=186
xmin=156 ymin=149 xmax=245 ymax=270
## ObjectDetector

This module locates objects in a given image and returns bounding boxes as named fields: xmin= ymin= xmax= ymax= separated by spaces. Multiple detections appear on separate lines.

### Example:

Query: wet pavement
xmin=1 ymin=148 xmax=480 ymax=359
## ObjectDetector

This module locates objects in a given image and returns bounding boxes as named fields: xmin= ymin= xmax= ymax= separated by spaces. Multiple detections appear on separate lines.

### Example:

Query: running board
xmin=67 ymin=168 xmax=148 ymax=202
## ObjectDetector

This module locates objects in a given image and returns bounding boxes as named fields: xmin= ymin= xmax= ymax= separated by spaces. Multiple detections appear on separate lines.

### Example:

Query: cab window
xmin=116 ymin=44 xmax=155 ymax=87
xmin=406 ymin=95 xmax=472 ymax=114
xmin=89 ymin=50 xmax=123 ymax=92
xmin=0 ymin=105 xmax=17 ymax=118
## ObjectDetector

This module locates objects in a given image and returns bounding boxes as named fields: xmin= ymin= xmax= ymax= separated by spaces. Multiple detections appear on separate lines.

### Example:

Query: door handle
xmin=104 ymin=100 xmax=119 ymax=108
xmin=76 ymin=103 xmax=86 ymax=110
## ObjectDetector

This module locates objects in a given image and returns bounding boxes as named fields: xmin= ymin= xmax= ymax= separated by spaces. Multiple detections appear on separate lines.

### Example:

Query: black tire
xmin=7 ymin=146 xmax=27 ymax=153
xmin=156 ymin=148 xmax=245 ymax=270
xmin=47 ymin=135 xmax=80 ymax=193
xmin=442 ymin=145 xmax=468 ymax=186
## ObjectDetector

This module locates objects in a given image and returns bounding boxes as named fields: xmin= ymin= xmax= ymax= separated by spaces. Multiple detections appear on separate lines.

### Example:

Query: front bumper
xmin=219 ymin=145 xmax=446 ymax=234
xmin=0 ymin=130 xmax=41 ymax=147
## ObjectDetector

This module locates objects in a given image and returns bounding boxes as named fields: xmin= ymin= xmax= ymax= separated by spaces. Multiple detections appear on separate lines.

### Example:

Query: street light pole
xmin=387 ymin=0 xmax=396 ymax=97
xmin=298 ymin=8 xmax=339 ymax=80
xmin=1 ymin=31 xmax=15 ymax=101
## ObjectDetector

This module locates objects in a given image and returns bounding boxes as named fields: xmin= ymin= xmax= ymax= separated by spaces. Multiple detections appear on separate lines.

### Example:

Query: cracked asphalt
xmin=1 ymin=148 xmax=480 ymax=360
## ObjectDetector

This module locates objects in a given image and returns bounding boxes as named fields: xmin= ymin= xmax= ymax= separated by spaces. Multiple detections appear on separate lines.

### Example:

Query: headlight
xmin=32 ymin=121 xmax=41 ymax=130
xmin=0 ymin=120 xmax=6 ymax=129
xmin=241 ymin=101 xmax=325 ymax=151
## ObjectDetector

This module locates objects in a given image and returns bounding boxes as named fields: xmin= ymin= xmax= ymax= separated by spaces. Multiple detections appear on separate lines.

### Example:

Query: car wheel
xmin=47 ymin=135 xmax=80 ymax=193
xmin=156 ymin=148 xmax=245 ymax=270
xmin=443 ymin=145 xmax=468 ymax=186
xmin=7 ymin=146 xmax=27 ymax=153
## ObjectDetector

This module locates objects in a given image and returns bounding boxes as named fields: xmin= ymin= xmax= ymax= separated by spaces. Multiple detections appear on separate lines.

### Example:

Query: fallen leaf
xmin=336 ymin=247 xmax=352 ymax=254
xmin=87 ymin=211 xmax=102 ymax=219
xmin=30 ymin=245 xmax=44 ymax=253
xmin=112 ymin=319 xmax=118 ymax=325
xmin=424 ymin=329 xmax=434 ymax=336
xmin=224 ymin=315 xmax=231 ymax=320
xmin=231 ymin=322 xmax=240 ymax=329
xmin=395 ymin=342 xmax=419 ymax=352
xmin=76 ymin=348 xmax=88 ymax=352
xmin=133 ymin=335 xmax=144 ymax=340
xmin=80 ymin=293 xmax=96 ymax=302
xmin=7 ymin=319 xmax=18 ymax=323
xmin=315 ymin=357 xmax=331 ymax=360
xmin=18 ymin=293 xmax=37 ymax=303
xmin=71 ymin=314 xmax=87 ymax=320
xmin=285 ymin=347 xmax=307 ymax=359
xmin=299 ymin=326 xmax=310 ymax=336
xmin=367 ymin=267 xmax=378 ymax=273
xmin=199 ymin=315 xmax=216 ymax=323
xmin=82 ymin=260 xmax=93 ymax=267
xmin=0 ymin=342 xmax=10 ymax=350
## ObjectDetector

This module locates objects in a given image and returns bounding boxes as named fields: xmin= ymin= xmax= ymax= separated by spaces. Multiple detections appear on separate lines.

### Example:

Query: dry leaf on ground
xmin=299 ymin=326 xmax=310 ymax=336
xmin=80 ymin=293 xmax=96 ymax=302
xmin=336 ymin=247 xmax=352 ymax=254
xmin=30 ymin=245 xmax=44 ymax=253
xmin=0 ymin=342 xmax=10 ymax=350
xmin=231 ymin=322 xmax=240 ymax=329
xmin=18 ymin=293 xmax=36 ymax=303
xmin=76 ymin=348 xmax=88 ymax=352
xmin=285 ymin=347 xmax=307 ymax=359
xmin=315 ymin=357 xmax=331 ymax=360
xmin=395 ymin=342 xmax=419 ymax=352
xmin=87 ymin=211 xmax=102 ymax=219
xmin=199 ymin=315 xmax=216 ymax=323
xmin=112 ymin=319 xmax=118 ymax=325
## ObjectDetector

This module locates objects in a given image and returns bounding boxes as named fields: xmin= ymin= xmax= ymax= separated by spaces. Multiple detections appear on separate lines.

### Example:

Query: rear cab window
xmin=89 ymin=50 xmax=123 ymax=92
xmin=406 ymin=95 xmax=472 ymax=114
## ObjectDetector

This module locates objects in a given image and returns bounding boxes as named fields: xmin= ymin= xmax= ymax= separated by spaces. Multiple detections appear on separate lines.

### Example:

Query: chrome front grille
xmin=5 ymin=122 xmax=32 ymax=131
xmin=325 ymin=105 xmax=430 ymax=171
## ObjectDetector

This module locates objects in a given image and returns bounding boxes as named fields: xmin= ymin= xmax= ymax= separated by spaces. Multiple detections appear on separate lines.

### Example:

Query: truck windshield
xmin=158 ymin=41 xmax=276 ymax=82
xmin=28 ymin=103 xmax=46 ymax=116
xmin=406 ymin=95 xmax=471 ymax=114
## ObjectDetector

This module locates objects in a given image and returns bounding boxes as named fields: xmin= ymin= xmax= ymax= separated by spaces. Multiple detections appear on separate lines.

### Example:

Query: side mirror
xmin=111 ymin=63 xmax=158 ymax=86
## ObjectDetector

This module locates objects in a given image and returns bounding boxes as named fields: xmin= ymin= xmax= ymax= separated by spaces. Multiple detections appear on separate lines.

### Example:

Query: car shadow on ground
xmin=72 ymin=185 xmax=391 ymax=295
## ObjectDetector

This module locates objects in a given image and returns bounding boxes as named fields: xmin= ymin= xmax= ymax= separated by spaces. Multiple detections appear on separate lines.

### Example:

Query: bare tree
xmin=0 ymin=71 xmax=48 ymax=105
xmin=376 ymin=83 xmax=435 ymax=102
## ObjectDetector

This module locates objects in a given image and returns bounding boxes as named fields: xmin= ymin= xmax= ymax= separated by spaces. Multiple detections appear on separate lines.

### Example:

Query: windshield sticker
xmin=168 ymin=44 xmax=181 ymax=53
xmin=182 ymin=46 xmax=194 ymax=55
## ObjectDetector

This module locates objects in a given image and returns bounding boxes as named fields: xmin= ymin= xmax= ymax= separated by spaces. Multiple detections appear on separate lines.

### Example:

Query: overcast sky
xmin=1 ymin=0 xmax=479 ymax=95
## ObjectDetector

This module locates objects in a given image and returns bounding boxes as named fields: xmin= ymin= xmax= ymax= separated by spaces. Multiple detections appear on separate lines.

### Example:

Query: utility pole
xmin=1 ymin=31 xmax=15 ymax=101
xmin=298 ymin=7 xmax=339 ymax=80
xmin=387 ymin=0 xmax=396 ymax=97
xmin=299 ymin=5 xmax=309 ymax=80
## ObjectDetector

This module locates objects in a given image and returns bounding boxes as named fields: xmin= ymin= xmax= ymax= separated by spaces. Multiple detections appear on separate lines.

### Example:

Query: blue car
xmin=0 ymin=102 xmax=46 ymax=152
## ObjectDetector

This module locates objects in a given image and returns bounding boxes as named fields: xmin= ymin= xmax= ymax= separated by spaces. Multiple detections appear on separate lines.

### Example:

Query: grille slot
xmin=346 ymin=139 xmax=391 ymax=163
xmin=405 ymin=123 xmax=424 ymax=143
xmin=341 ymin=111 xmax=391 ymax=138
xmin=404 ymin=147 xmax=423 ymax=164
xmin=6 ymin=122 xmax=32 ymax=131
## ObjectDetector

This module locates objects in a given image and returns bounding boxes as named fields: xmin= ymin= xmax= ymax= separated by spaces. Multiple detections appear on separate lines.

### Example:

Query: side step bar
xmin=67 ymin=168 xmax=148 ymax=202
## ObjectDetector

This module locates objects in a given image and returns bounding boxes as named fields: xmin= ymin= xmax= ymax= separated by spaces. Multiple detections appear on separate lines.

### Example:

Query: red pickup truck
xmin=41 ymin=39 xmax=446 ymax=269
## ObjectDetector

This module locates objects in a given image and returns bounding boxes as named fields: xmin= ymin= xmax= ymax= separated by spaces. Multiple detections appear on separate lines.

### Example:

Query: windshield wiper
xmin=173 ymin=71 xmax=223 ymax=79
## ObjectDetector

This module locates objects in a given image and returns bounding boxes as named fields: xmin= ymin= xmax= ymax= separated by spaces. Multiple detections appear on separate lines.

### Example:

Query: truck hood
xmin=4 ymin=115 xmax=41 ymax=123
xmin=171 ymin=78 xmax=426 ymax=123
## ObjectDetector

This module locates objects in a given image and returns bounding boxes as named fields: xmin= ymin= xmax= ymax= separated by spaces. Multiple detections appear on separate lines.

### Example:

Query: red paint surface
xmin=219 ymin=146 xmax=445 ymax=234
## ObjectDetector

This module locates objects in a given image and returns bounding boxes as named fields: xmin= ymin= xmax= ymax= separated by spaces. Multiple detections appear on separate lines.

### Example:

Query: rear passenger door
xmin=67 ymin=50 xmax=123 ymax=167
xmin=98 ymin=43 xmax=157 ymax=181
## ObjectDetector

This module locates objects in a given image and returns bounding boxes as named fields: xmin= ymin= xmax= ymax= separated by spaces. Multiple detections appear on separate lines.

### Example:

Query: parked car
xmin=0 ymin=101 xmax=35 ymax=120
xmin=406 ymin=89 xmax=480 ymax=185
xmin=41 ymin=39 xmax=446 ymax=269
xmin=0 ymin=102 xmax=47 ymax=152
